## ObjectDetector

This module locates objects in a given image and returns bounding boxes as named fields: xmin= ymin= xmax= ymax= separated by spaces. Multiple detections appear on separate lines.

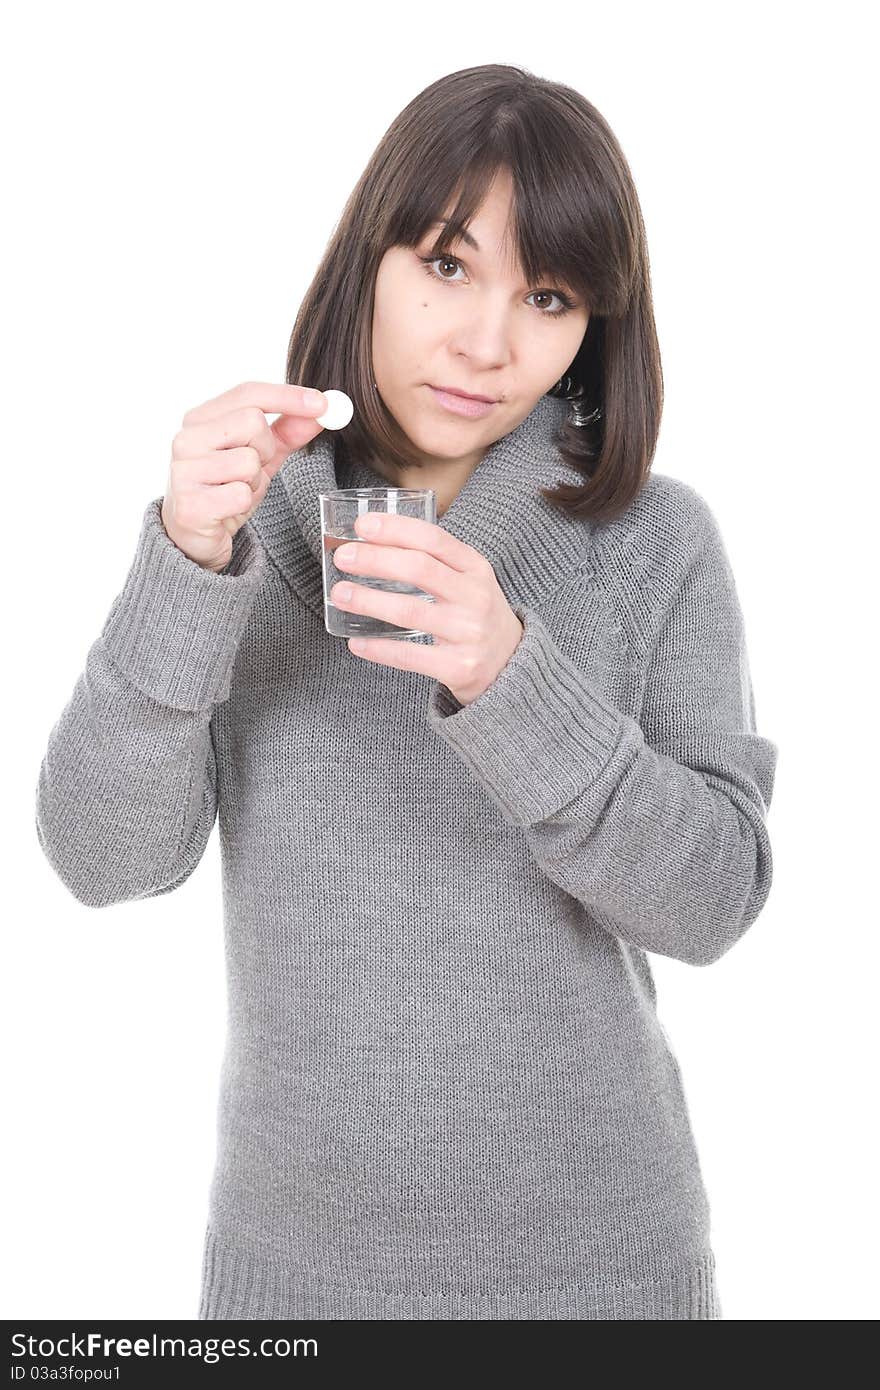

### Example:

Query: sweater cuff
xmin=426 ymin=605 xmax=625 ymax=827
xmin=100 ymin=497 xmax=266 ymax=711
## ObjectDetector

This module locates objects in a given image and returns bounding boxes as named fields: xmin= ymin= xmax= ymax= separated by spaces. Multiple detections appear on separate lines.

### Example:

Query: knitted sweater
xmin=35 ymin=392 xmax=778 ymax=1320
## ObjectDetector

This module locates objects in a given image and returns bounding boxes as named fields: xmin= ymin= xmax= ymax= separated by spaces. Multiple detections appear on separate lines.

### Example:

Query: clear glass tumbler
xmin=319 ymin=486 xmax=437 ymax=639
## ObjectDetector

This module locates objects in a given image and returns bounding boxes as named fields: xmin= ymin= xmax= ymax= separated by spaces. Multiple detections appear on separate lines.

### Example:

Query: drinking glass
xmin=319 ymin=487 xmax=437 ymax=639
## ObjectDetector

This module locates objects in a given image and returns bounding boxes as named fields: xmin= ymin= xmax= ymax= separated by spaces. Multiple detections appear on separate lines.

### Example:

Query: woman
xmin=36 ymin=64 xmax=778 ymax=1320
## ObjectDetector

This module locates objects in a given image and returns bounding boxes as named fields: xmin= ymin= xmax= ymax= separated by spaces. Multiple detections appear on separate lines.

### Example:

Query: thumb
xmin=265 ymin=414 xmax=325 ymax=478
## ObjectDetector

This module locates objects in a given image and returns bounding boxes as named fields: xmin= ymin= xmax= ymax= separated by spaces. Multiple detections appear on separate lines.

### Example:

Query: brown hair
xmin=285 ymin=64 xmax=663 ymax=526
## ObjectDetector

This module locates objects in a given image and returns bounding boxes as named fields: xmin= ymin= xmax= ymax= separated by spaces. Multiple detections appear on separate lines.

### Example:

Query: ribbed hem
xmin=425 ymin=605 xmax=625 ymax=828
xmin=101 ymin=498 xmax=266 ymax=711
xmin=198 ymin=1226 xmax=721 ymax=1320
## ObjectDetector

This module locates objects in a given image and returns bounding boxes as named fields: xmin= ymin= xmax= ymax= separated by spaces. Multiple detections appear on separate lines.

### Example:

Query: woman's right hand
xmin=161 ymin=381 xmax=329 ymax=572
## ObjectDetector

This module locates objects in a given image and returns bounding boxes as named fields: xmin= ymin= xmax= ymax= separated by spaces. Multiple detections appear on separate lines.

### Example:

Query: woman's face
xmin=370 ymin=167 xmax=590 ymax=476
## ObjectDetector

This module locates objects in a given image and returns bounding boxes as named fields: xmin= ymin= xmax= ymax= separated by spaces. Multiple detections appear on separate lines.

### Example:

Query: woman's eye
xmin=423 ymin=254 xmax=464 ymax=281
xmin=417 ymin=252 xmax=575 ymax=317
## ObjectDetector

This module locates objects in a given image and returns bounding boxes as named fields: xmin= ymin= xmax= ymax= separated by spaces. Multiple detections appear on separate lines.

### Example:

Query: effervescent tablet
xmin=315 ymin=389 xmax=354 ymax=431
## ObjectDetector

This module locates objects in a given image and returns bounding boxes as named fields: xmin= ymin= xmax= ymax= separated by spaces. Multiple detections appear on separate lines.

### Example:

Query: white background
xmin=5 ymin=0 xmax=877 ymax=1321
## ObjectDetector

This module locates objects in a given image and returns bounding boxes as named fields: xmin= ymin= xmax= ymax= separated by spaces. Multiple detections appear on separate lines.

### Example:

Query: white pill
xmin=315 ymin=389 xmax=354 ymax=431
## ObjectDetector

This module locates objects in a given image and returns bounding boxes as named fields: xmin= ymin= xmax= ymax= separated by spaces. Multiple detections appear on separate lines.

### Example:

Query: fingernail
xmin=359 ymin=513 xmax=381 ymax=535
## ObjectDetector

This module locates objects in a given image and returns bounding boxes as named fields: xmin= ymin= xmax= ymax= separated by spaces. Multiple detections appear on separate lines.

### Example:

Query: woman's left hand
xmin=330 ymin=511 xmax=524 ymax=706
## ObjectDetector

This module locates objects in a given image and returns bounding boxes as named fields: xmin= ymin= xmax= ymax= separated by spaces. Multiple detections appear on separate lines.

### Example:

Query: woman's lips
xmin=428 ymin=386 xmax=497 ymax=419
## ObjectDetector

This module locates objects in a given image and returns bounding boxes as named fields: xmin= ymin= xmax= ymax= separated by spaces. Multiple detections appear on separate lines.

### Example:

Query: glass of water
xmin=319 ymin=487 xmax=437 ymax=639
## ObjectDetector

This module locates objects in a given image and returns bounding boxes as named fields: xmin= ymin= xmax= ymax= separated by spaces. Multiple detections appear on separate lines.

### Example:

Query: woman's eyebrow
xmin=429 ymin=219 xmax=481 ymax=252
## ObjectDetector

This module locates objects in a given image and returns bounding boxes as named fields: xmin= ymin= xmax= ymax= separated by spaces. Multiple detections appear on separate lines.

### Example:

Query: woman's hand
xmin=162 ymin=381 xmax=328 ymax=573
xmin=331 ymin=512 xmax=524 ymax=706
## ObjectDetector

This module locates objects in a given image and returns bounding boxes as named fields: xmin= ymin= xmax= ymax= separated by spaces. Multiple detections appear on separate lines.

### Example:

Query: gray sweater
xmin=35 ymin=392 xmax=778 ymax=1320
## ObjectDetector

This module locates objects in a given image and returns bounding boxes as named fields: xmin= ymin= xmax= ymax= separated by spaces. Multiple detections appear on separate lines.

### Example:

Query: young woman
xmin=36 ymin=64 xmax=778 ymax=1320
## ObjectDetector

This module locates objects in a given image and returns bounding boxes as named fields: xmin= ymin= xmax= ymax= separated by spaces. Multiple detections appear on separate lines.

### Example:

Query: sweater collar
xmin=249 ymin=391 xmax=594 ymax=621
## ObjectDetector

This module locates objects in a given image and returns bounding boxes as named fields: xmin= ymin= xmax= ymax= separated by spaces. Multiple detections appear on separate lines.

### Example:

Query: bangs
xmin=375 ymin=141 xmax=623 ymax=316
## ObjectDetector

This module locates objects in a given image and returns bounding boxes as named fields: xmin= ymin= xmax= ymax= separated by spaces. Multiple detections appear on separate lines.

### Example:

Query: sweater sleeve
xmin=425 ymin=504 xmax=778 ymax=967
xmin=34 ymin=498 xmax=266 ymax=909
